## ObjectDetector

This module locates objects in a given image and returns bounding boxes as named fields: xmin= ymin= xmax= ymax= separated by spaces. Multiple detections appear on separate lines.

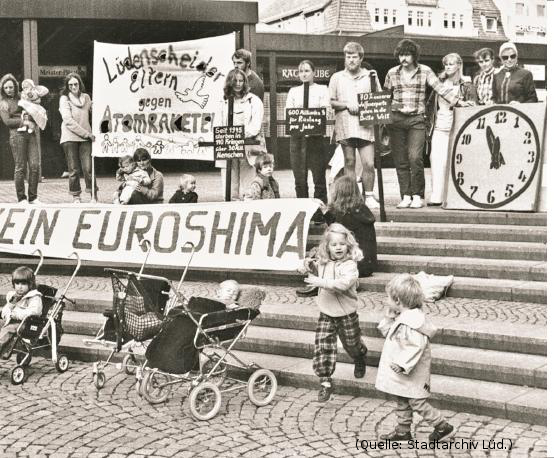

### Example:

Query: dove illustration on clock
xmin=449 ymin=105 xmax=541 ymax=209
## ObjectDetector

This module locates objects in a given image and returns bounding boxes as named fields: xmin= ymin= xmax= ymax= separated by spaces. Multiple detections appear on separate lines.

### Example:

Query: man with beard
xmin=384 ymin=39 xmax=472 ymax=209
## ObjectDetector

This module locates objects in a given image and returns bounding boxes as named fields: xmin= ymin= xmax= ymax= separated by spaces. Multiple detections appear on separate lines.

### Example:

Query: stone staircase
xmin=0 ymin=208 xmax=546 ymax=424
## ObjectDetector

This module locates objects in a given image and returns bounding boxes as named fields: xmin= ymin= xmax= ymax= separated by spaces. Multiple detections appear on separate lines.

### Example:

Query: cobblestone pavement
xmin=0 ymin=274 xmax=546 ymax=326
xmin=0 ymin=360 xmax=546 ymax=458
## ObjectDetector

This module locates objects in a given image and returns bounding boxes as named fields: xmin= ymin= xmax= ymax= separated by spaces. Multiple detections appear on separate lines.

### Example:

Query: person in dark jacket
xmin=492 ymin=42 xmax=538 ymax=104
xmin=297 ymin=176 xmax=377 ymax=297
xmin=169 ymin=174 xmax=198 ymax=204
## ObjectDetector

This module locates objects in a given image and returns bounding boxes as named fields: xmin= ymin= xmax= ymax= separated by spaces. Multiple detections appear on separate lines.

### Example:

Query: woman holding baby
xmin=0 ymin=73 xmax=41 ymax=204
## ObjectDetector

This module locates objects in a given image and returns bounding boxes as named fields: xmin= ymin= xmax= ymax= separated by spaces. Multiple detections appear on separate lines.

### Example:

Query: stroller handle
xmin=32 ymin=249 xmax=44 ymax=276
xmin=138 ymin=239 xmax=152 ymax=277
xmin=169 ymin=241 xmax=196 ymax=310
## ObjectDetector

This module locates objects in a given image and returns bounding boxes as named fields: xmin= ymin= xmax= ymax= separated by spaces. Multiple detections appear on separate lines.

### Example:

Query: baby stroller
xmin=139 ymin=295 xmax=278 ymax=421
xmin=6 ymin=250 xmax=81 ymax=385
xmin=84 ymin=240 xmax=191 ymax=390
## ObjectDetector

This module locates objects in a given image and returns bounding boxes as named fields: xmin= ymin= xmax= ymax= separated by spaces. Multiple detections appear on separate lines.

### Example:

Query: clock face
xmin=451 ymin=106 xmax=541 ymax=209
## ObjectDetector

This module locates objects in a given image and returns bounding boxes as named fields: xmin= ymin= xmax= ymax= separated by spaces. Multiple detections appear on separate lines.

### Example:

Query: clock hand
xmin=492 ymin=136 xmax=505 ymax=170
xmin=486 ymin=126 xmax=496 ymax=169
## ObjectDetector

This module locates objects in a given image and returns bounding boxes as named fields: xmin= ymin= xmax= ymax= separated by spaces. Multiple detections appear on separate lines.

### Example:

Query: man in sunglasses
xmin=472 ymin=48 xmax=497 ymax=105
xmin=492 ymin=42 xmax=537 ymax=104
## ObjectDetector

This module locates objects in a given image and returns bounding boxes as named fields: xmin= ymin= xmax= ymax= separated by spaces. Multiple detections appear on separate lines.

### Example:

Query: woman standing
xmin=426 ymin=53 xmax=477 ymax=206
xmin=492 ymin=42 xmax=538 ymax=104
xmin=0 ymin=74 xmax=41 ymax=204
xmin=59 ymin=72 xmax=96 ymax=203
xmin=219 ymin=68 xmax=265 ymax=200
xmin=285 ymin=60 xmax=330 ymax=204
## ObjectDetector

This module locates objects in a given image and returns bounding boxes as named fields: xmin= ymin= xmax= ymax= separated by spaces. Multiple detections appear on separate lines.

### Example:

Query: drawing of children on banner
xmin=91 ymin=34 xmax=235 ymax=161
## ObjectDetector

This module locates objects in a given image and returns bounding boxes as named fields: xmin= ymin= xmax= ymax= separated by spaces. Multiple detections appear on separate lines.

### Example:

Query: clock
xmin=444 ymin=104 xmax=545 ymax=211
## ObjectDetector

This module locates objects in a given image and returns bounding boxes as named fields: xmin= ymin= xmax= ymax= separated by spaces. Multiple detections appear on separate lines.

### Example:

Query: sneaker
xmin=73 ymin=197 xmax=81 ymax=204
xmin=429 ymin=421 xmax=455 ymax=442
xmin=396 ymin=195 xmax=412 ymax=208
xmin=410 ymin=195 xmax=424 ymax=208
xmin=354 ymin=358 xmax=366 ymax=378
xmin=18 ymin=199 xmax=29 ymax=205
xmin=364 ymin=194 xmax=380 ymax=209
xmin=61 ymin=171 xmax=70 ymax=178
xmin=318 ymin=383 xmax=333 ymax=402
xmin=29 ymin=199 xmax=42 ymax=205
xmin=380 ymin=429 xmax=413 ymax=441
xmin=296 ymin=285 xmax=318 ymax=297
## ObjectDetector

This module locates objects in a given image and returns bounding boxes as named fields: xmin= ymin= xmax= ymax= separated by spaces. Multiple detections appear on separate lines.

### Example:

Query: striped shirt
xmin=384 ymin=64 xmax=460 ymax=115
xmin=473 ymin=67 xmax=496 ymax=105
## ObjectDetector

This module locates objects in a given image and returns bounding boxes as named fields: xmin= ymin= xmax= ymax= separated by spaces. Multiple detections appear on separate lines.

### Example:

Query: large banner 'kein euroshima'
xmin=92 ymin=34 xmax=235 ymax=160
xmin=0 ymin=200 xmax=319 ymax=271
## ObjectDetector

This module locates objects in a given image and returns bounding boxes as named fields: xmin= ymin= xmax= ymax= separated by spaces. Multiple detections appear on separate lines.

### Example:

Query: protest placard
xmin=0 ymin=200 xmax=319 ymax=271
xmin=214 ymin=125 xmax=245 ymax=160
xmin=92 ymin=34 xmax=235 ymax=160
xmin=358 ymin=91 xmax=392 ymax=125
xmin=285 ymin=108 xmax=326 ymax=136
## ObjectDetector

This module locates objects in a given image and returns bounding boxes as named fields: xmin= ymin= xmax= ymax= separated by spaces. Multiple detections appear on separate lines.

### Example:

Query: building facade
xmin=493 ymin=0 xmax=546 ymax=44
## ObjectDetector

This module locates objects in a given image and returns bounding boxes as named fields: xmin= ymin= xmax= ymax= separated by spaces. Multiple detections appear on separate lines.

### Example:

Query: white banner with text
xmin=92 ymin=34 xmax=235 ymax=160
xmin=0 ymin=200 xmax=319 ymax=271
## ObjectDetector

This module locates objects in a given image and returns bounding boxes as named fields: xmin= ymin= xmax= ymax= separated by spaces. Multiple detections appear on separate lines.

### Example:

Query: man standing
xmin=384 ymin=39 xmax=471 ymax=209
xmin=329 ymin=42 xmax=381 ymax=209
xmin=232 ymin=49 xmax=265 ymax=102
xmin=473 ymin=47 xmax=497 ymax=105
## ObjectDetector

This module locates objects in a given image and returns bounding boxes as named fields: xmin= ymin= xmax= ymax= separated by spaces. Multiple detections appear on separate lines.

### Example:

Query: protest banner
xmin=91 ymin=34 xmax=235 ymax=160
xmin=358 ymin=91 xmax=392 ymax=126
xmin=0 ymin=200 xmax=319 ymax=271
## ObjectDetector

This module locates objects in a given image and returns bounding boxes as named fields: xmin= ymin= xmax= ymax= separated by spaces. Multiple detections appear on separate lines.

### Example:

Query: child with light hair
xmin=114 ymin=155 xmax=152 ymax=204
xmin=169 ymin=174 xmax=198 ymax=203
xmin=216 ymin=280 xmax=240 ymax=309
xmin=376 ymin=273 xmax=455 ymax=442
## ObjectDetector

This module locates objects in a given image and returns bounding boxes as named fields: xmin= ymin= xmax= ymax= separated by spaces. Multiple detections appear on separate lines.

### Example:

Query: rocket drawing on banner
xmin=175 ymin=75 xmax=209 ymax=109
xmin=486 ymin=125 xmax=505 ymax=170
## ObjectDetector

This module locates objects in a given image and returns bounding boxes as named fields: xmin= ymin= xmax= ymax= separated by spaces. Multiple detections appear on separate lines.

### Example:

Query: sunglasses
xmin=501 ymin=54 xmax=517 ymax=61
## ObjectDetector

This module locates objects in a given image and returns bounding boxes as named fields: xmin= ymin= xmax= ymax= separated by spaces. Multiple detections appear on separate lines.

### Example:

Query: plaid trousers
xmin=313 ymin=312 xmax=366 ymax=383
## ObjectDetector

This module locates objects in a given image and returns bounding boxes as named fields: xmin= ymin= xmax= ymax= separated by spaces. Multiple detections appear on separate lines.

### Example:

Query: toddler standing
xmin=169 ymin=174 xmax=198 ymax=203
xmin=301 ymin=223 xmax=367 ymax=402
xmin=114 ymin=155 xmax=152 ymax=204
xmin=376 ymin=273 xmax=455 ymax=442
xmin=1 ymin=267 xmax=43 ymax=358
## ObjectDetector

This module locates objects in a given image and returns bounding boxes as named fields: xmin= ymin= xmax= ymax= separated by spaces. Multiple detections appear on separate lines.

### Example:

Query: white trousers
xmin=429 ymin=129 xmax=450 ymax=204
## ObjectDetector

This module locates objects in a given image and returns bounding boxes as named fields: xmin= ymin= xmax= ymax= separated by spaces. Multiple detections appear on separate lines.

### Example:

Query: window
xmin=428 ymin=12 xmax=432 ymax=27
xmin=375 ymin=8 xmax=379 ymax=22
xmin=452 ymin=13 xmax=456 ymax=28
xmin=417 ymin=11 xmax=424 ymax=26
xmin=444 ymin=12 xmax=448 ymax=28
xmin=486 ymin=17 xmax=497 ymax=32
xmin=392 ymin=9 xmax=397 ymax=25
xmin=408 ymin=10 xmax=413 ymax=26
xmin=515 ymin=2 xmax=524 ymax=15
xmin=537 ymin=5 xmax=545 ymax=16
xmin=460 ymin=14 xmax=463 ymax=28
xmin=384 ymin=8 xmax=388 ymax=24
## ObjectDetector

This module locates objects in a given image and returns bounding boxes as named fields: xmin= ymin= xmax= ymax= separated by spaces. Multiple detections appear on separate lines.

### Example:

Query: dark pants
xmin=290 ymin=136 xmax=328 ymax=202
xmin=9 ymin=131 xmax=39 ymax=202
xmin=389 ymin=112 xmax=426 ymax=198
xmin=62 ymin=141 xmax=95 ymax=197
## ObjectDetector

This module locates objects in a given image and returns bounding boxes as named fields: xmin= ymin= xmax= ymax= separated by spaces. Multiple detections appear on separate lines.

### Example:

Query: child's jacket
xmin=375 ymin=308 xmax=437 ymax=399
xmin=244 ymin=174 xmax=280 ymax=200
xmin=2 ymin=289 xmax=43 ymax=323
xmin=316 ymin=259 xmax=359 ymax=317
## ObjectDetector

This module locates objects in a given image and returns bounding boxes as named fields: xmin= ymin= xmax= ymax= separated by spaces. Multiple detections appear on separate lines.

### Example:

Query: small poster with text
xmin=214 ymin=125 xmax=245 ymax=160
xmin=286 ymin=108 xmax=326 ymax=136
xmin=358 ymin=91 xmax=392 ymax=125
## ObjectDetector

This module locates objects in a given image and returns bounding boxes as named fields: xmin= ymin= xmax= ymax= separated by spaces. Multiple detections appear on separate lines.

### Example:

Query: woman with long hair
xmin=59 ymin=72 xmax=96 ymax=203
xmin=219 ymin=68 xmax=265 ymax=200
xmin=426 ymin=53 xmax=477 ymax=206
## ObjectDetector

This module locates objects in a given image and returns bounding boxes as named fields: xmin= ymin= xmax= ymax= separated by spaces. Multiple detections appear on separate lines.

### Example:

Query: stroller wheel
xmin=16 ymin=353 xmax=32 ymax=367
xmin=93 ymin=371 xmax=106 ymax=390
xmin=142 ymin=370 xmax=172 ymax=404
xmin=10 ymin=366 xmax=26 ymax=385
xmin=201 ymin=358 xmax=227 ymax=387
xmin=247 ymin=369 xmax=278 ymax=407
xmin=189 ymin=382 xmax=222 ymax=421
xmin=55 ymin=354 xmax=70 ymax=373
xmin=122 ymin=354 xmax=137 ymax=375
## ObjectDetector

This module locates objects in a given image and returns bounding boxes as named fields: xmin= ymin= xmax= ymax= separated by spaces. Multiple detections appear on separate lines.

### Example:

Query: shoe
xmin=29 ymin=199 xmax=42 ymax=205
xmin=428 ymin=202 xmax=442 ymax=207
xmin=18 ymin=199 xmax=29 ymax=205
xmin=429 ymin=421 xmax=455 ymax=442
xmin=409 ymin=195 xmax=424 ymax=208
xmin=61 ymin=171 xmax=69 ymax=178
xmin=380 ymin=429 xmax=413 ymax=441
xmin=296 ymin=285 xmax=318 ymax=297
xmin=318 ymin=383 xmax=333 ymax=402
xmin=354 ymin=358 xmax=366 ymax=378
xmin=73 ymin=197 xmax=81 ymax=204
xmin=364 ymin=194 xmax=380 ymax=209
xmin=396 ymin=195 xmax=412 ymax=208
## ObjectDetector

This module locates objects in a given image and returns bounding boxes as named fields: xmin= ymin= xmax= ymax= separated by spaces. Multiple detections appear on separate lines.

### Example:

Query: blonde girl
xmin=169 ymin=173 xmax=198 ymax=204
xmin=301 ymin=223 xmax=367 ymax=402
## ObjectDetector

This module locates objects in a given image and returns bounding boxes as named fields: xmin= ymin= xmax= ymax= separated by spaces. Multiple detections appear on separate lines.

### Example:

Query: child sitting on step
xmin=169 ymin=174 xmax=198 ymax=204
xmin=1 ymin=267 xmax=43 ymax=358
xmin=300 ymin=223 xmax=367 ymax=402
xmin=376 ymin=273 xmax=455 ymax=442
